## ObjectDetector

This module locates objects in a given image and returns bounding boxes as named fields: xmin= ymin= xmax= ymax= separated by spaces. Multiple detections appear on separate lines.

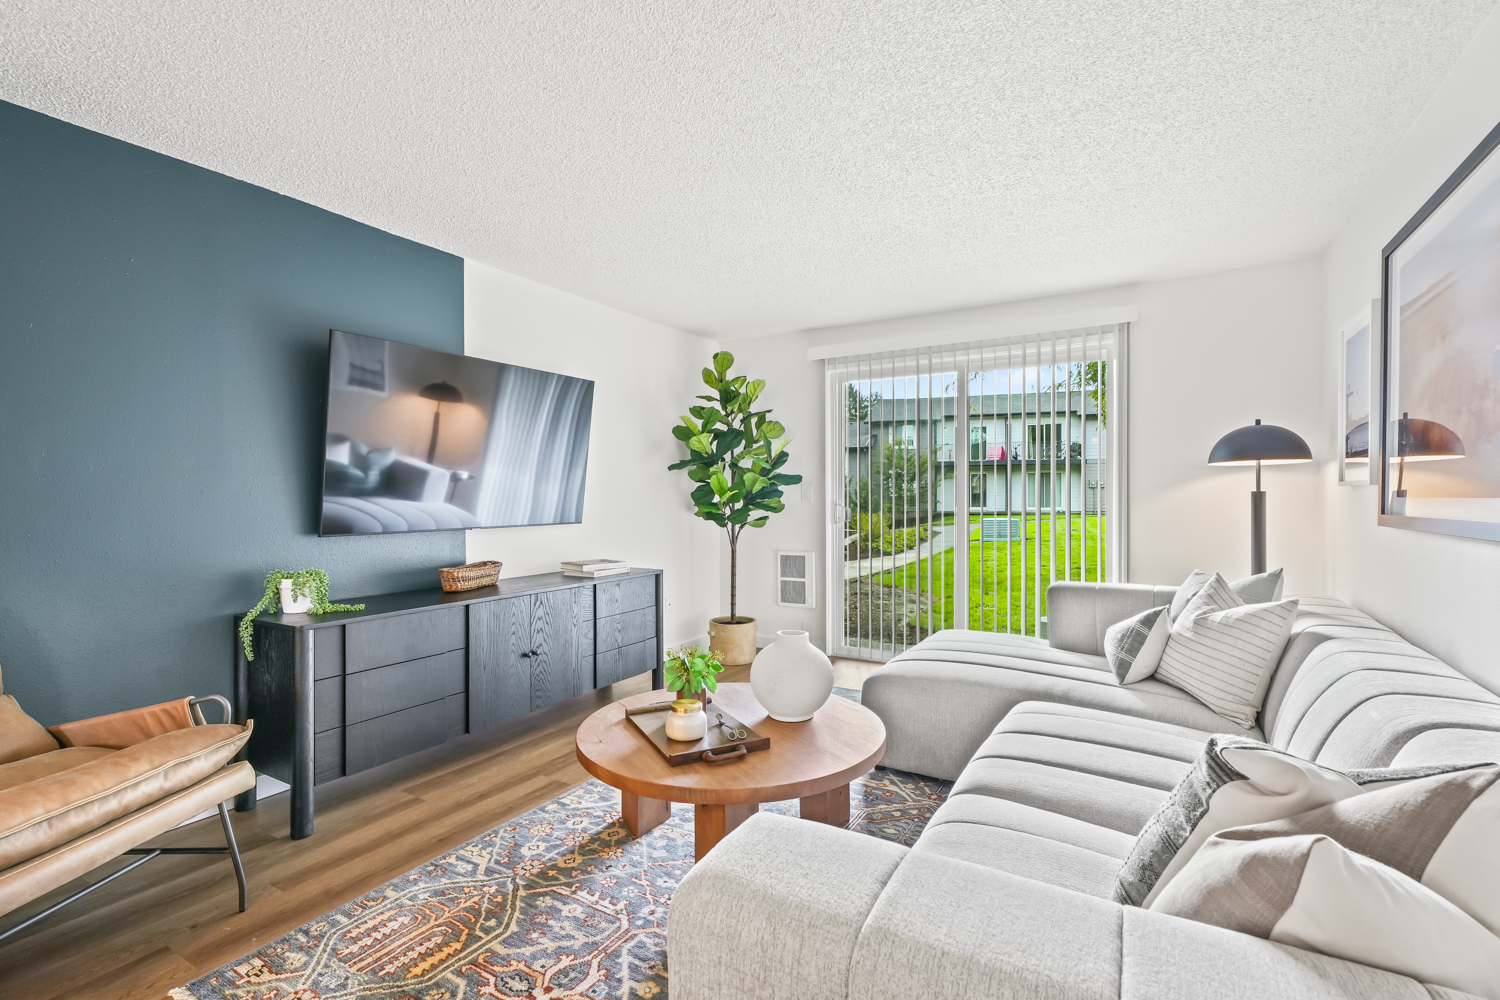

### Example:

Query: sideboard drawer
xmin=345 ymin=649 xmax=466 ymax=725
xmin=313 ymin=626 xmax=345 ymax=679
xmin=345 ymin=694 xmax=465 ymax=775
xmin=313 ymin=677 xmax=343 ymax=733
xmin=596 ymin=575 xmax=656 ymax=617
xmin=597 ymin=637 xmax=656 ymax=687
xmin=345 ymin=607 xmax=465 ymax=673
xmin=596 ymin=606 xmax=656 ymax=653
xmin=313 ymin=730 xmax=343 ymax=785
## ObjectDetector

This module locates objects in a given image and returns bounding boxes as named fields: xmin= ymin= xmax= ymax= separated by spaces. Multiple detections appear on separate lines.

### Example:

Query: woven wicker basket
xmin=438 ymin=560 xmax=502 ymax=593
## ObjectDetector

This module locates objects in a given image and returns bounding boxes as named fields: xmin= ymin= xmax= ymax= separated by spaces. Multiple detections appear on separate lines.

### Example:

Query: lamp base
xmin=1250 ymin=490 xmax=1266 ymax=576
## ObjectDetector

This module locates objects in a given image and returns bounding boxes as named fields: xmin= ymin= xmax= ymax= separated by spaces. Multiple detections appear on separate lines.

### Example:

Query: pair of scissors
xmin=715 ymin=713 xmax=748 ymax=741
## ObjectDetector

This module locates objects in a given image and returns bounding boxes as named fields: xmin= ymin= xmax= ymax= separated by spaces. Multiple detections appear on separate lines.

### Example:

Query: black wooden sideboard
xmin=234 ymin=568 xmax=664 ymax=838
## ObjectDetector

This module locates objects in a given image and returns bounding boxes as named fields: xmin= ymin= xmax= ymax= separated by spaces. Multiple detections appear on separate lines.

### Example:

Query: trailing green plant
xmin=663 ymin=644 xmax=724 ymax=699
xmin=669 ymin=351 xmax=802 ymax=622
xmin=238 ymin=569 xmax=365 ymax=660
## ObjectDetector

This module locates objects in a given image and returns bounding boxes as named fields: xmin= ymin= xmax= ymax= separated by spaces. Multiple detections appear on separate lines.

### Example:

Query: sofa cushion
xmin=0 ymin=747 xmax=114 ymax=793
xmin=0 ymin=721 xmax=251 ymax=871
xmin=0 ymin=695 xmax=62 ymax=765
xmin=914 ymin=703 xmax=1230 ymax=896
xmin=865 ymin=631 xmax=1255 ymax=780
xmin=1151 ymin=833 xmax=1500 ymax=1000
xmin=1268 ymin=636 xmax=1500 ymax=767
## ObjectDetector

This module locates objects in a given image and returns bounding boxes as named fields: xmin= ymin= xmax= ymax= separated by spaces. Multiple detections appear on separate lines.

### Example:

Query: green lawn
xmin=876 ymin=514 xmax=1105 ymax=636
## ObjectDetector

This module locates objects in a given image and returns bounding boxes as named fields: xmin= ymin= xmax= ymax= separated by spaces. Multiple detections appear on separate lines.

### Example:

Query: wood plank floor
xmin=0 ymin=657 xmax=882 ymax=999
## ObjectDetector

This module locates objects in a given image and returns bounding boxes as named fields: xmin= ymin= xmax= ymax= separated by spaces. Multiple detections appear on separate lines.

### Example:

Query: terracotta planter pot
xmin=708 ymin=616 xmax=758 ymax=667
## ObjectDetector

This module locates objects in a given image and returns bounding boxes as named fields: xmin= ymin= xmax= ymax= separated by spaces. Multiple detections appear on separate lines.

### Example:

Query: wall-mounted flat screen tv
xmin=320 ymin=330 xmax=593 ymax=535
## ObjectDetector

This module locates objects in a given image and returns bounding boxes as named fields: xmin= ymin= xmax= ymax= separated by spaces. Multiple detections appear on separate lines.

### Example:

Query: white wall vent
xmin=777 ymin=551 xmax=816 ymax=608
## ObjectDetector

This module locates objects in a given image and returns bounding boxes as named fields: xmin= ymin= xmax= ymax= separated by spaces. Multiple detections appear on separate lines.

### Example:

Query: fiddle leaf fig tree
xmin=669 ymin=351 xmax=802 ymax=622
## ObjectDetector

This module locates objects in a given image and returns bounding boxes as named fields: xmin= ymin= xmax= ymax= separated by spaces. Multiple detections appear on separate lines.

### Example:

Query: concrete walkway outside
xmin=843 ymin=523 xmax=959 ymax=580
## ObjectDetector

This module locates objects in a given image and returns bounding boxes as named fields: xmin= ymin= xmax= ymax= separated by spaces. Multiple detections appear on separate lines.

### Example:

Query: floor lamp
xmin=1208 ymin=419 xmax=1312 ymax=575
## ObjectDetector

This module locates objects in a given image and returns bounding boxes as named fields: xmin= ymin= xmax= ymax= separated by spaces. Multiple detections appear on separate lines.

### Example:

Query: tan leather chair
xmin=0 ymin=666 xmax=256 ymax=941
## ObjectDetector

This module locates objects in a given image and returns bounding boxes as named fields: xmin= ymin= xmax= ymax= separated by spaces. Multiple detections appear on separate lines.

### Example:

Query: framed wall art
xmin=1339 ymin=300 xmax=1377 ymax=486
xmin=1380 ymin=118 xmax=1500 ymax=538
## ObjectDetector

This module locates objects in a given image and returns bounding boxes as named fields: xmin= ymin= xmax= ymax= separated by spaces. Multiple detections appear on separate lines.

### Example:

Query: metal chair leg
xmin=217 ymin=801 xmax=249 ymax=912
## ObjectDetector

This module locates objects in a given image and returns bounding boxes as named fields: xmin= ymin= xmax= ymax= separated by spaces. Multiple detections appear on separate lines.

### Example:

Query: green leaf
xmin=688 ymin=433 xmax=714 ymax=455
xmin=771 ymin=472 xmax=802 ymax=485
xmin=718 ymin=428 xmax=745 ymax=453
xmin=702 ymin=367 xmax=720 ymax=389
xmin=763 ymin=420 xmax=785 ymax=439
xmin=687 ymin=464 xmax=711 ymax=482
xmin=748 ymin=517 xmax=770 ymax=527
xmin=671 ymin=424 xmax=692 ymax=442
xmin=710 ymin=472 xmax=730 ymax=496
xmin=679 ymin=414 xmax=700 ymax=434
xmin=691 ymin=483 xmax=716 ymax=505
xmin=667 ymin=675 xmax=683 ymax=691
xmin=713 ymin=351 xmax=734 ymax=377
xmin=745 ymin=378 xmax=765 ymax=402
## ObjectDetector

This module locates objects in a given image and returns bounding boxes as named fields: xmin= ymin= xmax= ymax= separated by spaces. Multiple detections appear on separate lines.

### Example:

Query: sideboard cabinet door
xmin=469 ymin=596 xmax=531 ymax=732
xmin=530 ymin=588 xmax=580 ymax=711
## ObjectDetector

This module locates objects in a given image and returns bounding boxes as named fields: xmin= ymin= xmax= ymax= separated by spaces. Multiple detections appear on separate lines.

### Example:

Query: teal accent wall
xmin=0 ymin=101 xmax=467 ymax=725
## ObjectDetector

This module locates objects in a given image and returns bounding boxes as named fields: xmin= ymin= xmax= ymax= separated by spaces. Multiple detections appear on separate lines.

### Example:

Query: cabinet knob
xmin=520 ymin=651 xmax=532 ymax=658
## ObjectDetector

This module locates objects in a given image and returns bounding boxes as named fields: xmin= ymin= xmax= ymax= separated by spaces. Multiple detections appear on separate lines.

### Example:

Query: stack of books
xmin=562 ymin=558 xmax=630 ymax=578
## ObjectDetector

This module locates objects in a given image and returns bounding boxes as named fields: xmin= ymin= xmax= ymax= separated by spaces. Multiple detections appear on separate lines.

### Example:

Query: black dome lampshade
xmin=1207 ymin=419 xmax=1312 ymax=576
xmin=1207 ymin=419 xmax=1314 ymax=466
xmin=1390 ymin=412 xmax=1464 ymax=515
xmin=419 ymin=381 xmax=464 ymax=464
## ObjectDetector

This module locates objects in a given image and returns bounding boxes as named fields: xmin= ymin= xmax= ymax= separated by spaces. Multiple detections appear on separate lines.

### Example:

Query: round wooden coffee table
xmin=575 ymin=682 xmax=886 ymax=861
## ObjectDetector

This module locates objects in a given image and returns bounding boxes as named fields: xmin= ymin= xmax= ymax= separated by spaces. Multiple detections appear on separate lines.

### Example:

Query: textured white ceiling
xmin=1 ymin=1 xmax=1495 ymax=338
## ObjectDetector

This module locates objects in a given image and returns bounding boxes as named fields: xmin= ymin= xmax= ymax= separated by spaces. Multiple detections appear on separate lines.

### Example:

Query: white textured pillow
xmin=1103 ymin=606 xmax=1171 ymax=684
xmin=1231 ymin=567 xmax=1284 ymax=604
xmin=1113 ymin=736 xmax=1363 ymax=907
xmin=1168 ymin=569 xmax=1213 ymax=622
xmin=1152 ymin=833 xmax=1500 ymax=1000
xmin=1221 ymin=764 xmax=1500 ymax=938
xmin=1112 ymin=736 xmax=1493 ymax=908
xmin=1156 ymin=573 xmax=1297 ymax=728
xmin=1170 ymin=567 xmax=1285 ymax=620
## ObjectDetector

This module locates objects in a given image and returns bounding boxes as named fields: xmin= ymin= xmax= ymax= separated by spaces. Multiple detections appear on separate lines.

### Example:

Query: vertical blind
xmin=825 ymin=324 xmax=1127 ymax=659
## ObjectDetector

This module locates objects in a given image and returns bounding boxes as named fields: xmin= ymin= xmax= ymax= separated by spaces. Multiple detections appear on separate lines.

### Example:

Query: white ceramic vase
xmin=750 ymin=630 xmax=834 ymax=722
xmin=279 ymin=578 xmax=314 ymax=614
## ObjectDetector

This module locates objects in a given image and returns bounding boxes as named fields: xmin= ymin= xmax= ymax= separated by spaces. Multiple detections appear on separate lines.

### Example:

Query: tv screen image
xmin=320 ymin=330 xmax=593 ymax=535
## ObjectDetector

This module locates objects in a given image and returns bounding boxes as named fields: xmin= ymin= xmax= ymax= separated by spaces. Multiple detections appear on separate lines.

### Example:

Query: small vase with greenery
xmin=663 ymin=644 xmax=725 ymax=707
xmin=668 ymin=351 xmax=801 ymax=663
xmin=238 ymin=569 xmax=365 ymax=660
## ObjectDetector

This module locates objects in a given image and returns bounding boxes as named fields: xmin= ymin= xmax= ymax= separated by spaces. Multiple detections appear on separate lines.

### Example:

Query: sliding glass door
xmin=826 ymin=325 xmax=1126 ymax=659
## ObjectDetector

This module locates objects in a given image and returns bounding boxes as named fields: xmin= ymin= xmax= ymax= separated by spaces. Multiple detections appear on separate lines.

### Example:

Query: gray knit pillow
xmin=1103 ymin=606 xmax=1171 ymax=684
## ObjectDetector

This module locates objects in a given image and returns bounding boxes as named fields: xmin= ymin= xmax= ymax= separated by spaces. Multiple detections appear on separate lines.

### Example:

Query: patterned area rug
xmin=172 ymin=690 xmax=950 ymax=1000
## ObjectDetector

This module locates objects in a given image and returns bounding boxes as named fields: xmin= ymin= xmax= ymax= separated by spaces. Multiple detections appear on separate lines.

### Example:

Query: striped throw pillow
xmin=1155 ymin=573 xmax=1297 ymax=729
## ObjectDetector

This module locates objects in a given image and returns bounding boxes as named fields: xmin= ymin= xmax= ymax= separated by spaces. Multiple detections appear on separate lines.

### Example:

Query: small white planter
xmin=750 ymin=630 xmax=834 ymax=722
xmin=279 ymin=578 xmax=314 ymax=614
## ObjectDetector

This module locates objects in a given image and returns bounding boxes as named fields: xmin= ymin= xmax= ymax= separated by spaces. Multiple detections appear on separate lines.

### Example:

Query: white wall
xmin=725 ymin=258 xmax=1327 ymax=652
xmin=463 ymin=259 xmax=722 ymax=650
xmin=1322 ymin=6 xmax=1500 ymax=694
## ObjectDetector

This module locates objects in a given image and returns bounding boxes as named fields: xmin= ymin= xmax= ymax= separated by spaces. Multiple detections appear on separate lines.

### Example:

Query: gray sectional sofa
xmin=667 ymin=582 xmax=1500 ymax=999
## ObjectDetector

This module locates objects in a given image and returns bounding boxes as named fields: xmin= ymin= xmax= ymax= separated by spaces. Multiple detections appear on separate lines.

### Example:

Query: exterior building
xmin=846 ymin=391 xmax=1106 ymax=517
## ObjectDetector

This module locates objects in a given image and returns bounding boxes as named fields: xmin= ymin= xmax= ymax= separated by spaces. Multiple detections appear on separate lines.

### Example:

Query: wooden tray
xmin=626 ymin=700 xmax=769 ymax=767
